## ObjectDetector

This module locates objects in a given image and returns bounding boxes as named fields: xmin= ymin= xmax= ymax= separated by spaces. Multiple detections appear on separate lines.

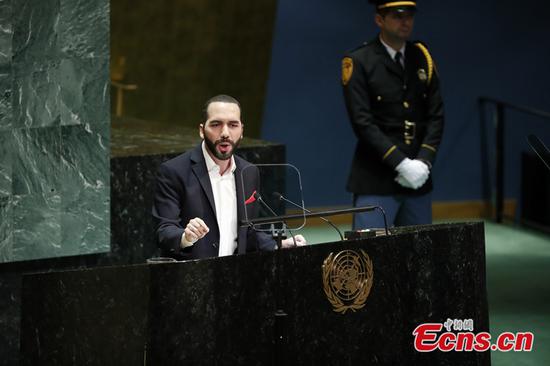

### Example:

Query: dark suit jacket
xmin=342 ymin=37 xmax=444 ymax=196
xmin=152 ymin=143 xmax=276 ymax=260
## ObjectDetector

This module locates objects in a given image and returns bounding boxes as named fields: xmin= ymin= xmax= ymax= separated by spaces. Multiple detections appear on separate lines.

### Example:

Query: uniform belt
xmin=404 ymin=120 xmax=416 ymax=145
xmin=376 ymin=121 xmax=418 ymax=144
xmin=377 ymin=123 xmax=405 ymax=132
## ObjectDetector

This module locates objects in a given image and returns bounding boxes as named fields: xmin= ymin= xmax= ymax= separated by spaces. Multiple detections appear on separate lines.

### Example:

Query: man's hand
xmin=395 ymin=158 xmax=430 ymax=189
xmin=181 ymin=217 xmax=209 ymax=247
xmin=281 ymin=234 xmax=307 ymax=248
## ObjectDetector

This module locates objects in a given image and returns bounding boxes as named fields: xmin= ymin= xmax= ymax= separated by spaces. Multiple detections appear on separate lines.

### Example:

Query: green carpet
xmin=484 ymin=221 xmax=550 ymax=366
xmin=298 ymin=221 xmax=550 ymax=365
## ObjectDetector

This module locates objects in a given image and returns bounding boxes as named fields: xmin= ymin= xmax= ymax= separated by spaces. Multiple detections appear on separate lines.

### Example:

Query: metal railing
xmin=478 ymin=97 xmax=550 ymax=223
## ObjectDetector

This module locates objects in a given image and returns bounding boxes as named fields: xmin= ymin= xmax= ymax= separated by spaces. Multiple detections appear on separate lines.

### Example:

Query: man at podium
xmin=152 ymin=95 xmax=306 ymax=260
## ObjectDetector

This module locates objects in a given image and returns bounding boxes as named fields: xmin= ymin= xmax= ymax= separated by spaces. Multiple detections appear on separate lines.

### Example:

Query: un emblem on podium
xmin=322 ymin=250 xmax=374 ymax=314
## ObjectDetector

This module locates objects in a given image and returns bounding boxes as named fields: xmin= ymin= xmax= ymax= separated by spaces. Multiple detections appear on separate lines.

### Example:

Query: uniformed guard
xmin=342 ymin=0 xmax=444 ymax=229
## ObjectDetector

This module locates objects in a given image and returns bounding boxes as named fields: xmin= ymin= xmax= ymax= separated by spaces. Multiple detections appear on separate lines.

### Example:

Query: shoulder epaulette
xmin=414 ymin=42 xmax=434 ymax=84
xmin=346 ymin=41 xmax=369 ymax=54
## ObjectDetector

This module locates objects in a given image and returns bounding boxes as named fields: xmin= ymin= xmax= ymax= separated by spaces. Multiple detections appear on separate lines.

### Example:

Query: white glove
xmin=395 ymin=158 xmax=430 ymax=189
xmin=181 ymin=217 xmax=209 ymax=248
xmin=395 ymin=174 xmax=415 ymax=189
xmin=281 ymin=234 xmax=307 ymax=248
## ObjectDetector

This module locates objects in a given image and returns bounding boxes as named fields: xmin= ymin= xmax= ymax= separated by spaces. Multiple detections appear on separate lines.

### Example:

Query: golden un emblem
xmin=322 ymin=250 xmax=373 ymax=314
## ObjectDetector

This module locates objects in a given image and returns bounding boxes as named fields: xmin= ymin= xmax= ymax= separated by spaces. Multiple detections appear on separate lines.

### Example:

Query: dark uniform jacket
xmin=152 ymin=143 xmax=276 ymax=261
xmin=342 ymin=37 xmax=444 ymax=196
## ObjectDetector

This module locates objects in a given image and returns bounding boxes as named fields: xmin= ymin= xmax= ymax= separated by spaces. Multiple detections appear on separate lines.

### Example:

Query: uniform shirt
xmin=379 ymin=36 xmax=405 ymax=68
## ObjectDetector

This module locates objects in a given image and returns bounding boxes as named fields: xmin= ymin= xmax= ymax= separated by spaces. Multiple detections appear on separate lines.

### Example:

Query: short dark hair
xmin=203 ymin=94 xmax=241 ymax=121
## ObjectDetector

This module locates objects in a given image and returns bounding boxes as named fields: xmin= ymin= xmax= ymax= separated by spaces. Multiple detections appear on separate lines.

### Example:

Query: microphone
xmin=253 ymin=192 xmax=297 ymax=248
xmin=254 ymin=192 xmax=278 ymax=217
xmin=272 ymin=192 xmax=345 ymax=241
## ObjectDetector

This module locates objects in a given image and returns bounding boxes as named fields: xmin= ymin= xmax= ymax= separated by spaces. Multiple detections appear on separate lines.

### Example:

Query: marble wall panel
xmin=0 ymin=130 xmax=11 ymax=197
xmin=10 ymin=57 xmax=109 ymax=129
xmin=1 ymin=0 xmax=110 ymax=264
xmin=59 ymin=57 xmax=109 ymax=126
xmin=10 ymin=126 xmax=62 ymax=196
xmin=11 ymin=61 xmax=61 ymax=129
xmin=60 ymin=124 xmax=109 ymax=197
xmin=59 ymin=124 xmax=109 ymax=255
xmin=2 ymin=118 xmax=110 ymax=263
xmin=0 ymin=72 xmax=12 ymax=130
xmin=59 ymin=186 xmax=109 ymax=256
xmin=59 ymin=0 xmax=109 ymax=59
xmin=0 ymin=0 xmax=13 ymax=67
xmin=11 ymin=0 xmax=60 ymax=63
xmin=12 ymin=193 xmax=62 ymax=261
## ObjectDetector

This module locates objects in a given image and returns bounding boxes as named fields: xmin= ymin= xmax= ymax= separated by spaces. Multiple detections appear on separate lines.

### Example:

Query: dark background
xmin=110 ymin=0 xmax=550 ymax=208
xmin=262 ymin=0 xmax=550 ymax=207
xmin=110 ymin=0 xmax=278 ymax=138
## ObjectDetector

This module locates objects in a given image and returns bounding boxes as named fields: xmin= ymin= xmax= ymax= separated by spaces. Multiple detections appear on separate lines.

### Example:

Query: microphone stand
xmin=255 ymin=194 xmax=297 ymax=248
xmin=241 ymin=206 xmax=389 ymax=236
xmin=250 ymin=193 xmax=290 ymax=366
xmin=274 ymin=193 xmax=344 ymax=241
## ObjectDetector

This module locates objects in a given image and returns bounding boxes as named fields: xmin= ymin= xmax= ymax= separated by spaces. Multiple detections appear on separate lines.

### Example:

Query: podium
xmin=20 ymin=222 xmax=490 ymax=365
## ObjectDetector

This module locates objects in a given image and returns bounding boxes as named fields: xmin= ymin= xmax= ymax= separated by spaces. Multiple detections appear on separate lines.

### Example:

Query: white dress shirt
xmin=379 ymin=36 xmax=406 ymax=68
xmin=201 ymin=142 xmax=238 ymax=256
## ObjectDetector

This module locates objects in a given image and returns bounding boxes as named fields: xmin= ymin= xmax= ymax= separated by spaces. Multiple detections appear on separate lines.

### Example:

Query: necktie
xmin=394 ymin=52 xmax=404 ymax=69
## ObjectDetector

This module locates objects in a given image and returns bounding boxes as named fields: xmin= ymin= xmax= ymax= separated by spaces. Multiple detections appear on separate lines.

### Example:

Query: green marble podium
xmin=20 ymin=222 xmax=490 ymax=365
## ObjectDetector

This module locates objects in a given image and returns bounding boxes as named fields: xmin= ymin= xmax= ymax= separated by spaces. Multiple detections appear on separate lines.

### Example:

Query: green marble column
xmin=0 ymin=0 xmax=110 ymax=262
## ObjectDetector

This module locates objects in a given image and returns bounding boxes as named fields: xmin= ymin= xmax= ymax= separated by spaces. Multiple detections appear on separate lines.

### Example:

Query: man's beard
xmin=204 ymin=136 xmax=241 ymax=161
